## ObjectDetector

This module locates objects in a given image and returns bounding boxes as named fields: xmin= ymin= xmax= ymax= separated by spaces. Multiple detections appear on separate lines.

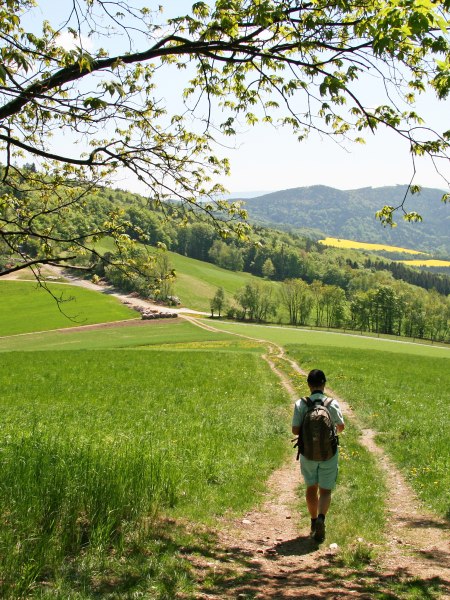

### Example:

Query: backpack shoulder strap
xmin=302 ymin=396 xmax=313 ymax=408
xmin=322 ymin=398 xmax=337 ymax=434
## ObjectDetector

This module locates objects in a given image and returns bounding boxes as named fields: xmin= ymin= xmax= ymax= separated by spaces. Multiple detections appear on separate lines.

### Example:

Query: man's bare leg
xmin=314 ymin=487 xmax=331 ymax=542
xmin=318 ymin=487 xmax=332 ymax=515
xmin=305 ymin=484 xmax=319 ymax=518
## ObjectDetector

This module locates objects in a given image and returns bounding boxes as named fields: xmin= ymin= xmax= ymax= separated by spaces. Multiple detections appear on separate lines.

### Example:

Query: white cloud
xmin=55 ymin=30 xmax=94 ymax=52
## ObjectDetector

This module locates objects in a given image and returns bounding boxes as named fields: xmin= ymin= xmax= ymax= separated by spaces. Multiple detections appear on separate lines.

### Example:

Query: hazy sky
xmin=32 ymin=1 xmax=450 ymax=194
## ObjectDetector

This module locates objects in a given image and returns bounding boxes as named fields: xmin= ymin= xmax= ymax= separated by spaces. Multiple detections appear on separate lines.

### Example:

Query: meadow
xmin=206 ymin=320 xmax=450 ymax=358
xmin=0 ymin=319 xmax=240 ymax=353
xmin=167 ymin=251 xmax=275 ymax=312
xmin=0 ymin=307 xmax=389 ymax=597
xmin=0 ymin=345 xmax=289 ymax=597
xmin=1 ymin=286 xmax=448 ymax=597
xmin=0 ymin=281 xmax=136 ymax=336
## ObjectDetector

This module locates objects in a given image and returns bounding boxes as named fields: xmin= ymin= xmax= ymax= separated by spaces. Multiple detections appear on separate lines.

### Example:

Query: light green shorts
xmin=299 ymin=450 xmax=339 ymax=490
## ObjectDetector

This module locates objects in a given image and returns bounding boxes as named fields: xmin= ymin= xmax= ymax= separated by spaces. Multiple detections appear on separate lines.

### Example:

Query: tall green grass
xmin=286 ymin=344 xmax=450 ymax=518
xmin=0 ymin=349 xmax=290 ymax=596
xmin=0 ymin=281 xmax=136 ymax=336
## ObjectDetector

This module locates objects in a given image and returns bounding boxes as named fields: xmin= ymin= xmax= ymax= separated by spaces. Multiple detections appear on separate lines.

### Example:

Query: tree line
xmin=362 ymin=259 xmax=450 ymax=296
xmin=212 ymin=274 xmax=449 ymax=343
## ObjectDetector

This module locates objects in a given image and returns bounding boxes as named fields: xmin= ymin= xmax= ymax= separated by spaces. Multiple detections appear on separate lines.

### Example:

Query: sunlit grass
xmin=0 ymin=319 xmax=238 ymax=352
xmin=0 ymin=280 xmax=136 ymax=335
xmin=168 ymin=251 xmax=280 ymax=312
xmin=205 ymin=320 xmax=450 ymax=358
xmin=0 ymin=348 xmax=290 ymax=596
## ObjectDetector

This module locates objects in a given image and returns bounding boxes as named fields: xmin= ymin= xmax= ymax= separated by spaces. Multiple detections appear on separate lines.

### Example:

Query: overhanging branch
xmin=0 ymin=256 xmax=78 ymax=276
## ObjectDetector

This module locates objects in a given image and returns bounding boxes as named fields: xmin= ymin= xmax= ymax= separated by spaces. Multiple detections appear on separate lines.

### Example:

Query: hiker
xmin=292 ymin=369 xmax=345 ymax=542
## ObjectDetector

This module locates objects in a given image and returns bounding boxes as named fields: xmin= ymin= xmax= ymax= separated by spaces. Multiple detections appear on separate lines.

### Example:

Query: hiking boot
xmin=309 ymin=518 xmax=317 ymax=538
xmin=314 ymin=516 xmax=325 ymax=542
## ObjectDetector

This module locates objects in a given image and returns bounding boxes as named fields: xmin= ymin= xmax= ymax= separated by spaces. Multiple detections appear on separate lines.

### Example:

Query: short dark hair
xmin=307 ymin=369 xmax=326 ymax=386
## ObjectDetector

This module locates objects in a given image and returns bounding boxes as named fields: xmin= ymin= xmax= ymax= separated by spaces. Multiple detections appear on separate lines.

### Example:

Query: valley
xmin=0 ymin=282 xmax=448 ymax=598
xmin=1 ymin=183 xmax=449 ymax=598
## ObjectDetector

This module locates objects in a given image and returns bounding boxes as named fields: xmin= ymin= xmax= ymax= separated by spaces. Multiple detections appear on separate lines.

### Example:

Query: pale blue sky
xmin=28 ymin=1 xmax=450 ymax=194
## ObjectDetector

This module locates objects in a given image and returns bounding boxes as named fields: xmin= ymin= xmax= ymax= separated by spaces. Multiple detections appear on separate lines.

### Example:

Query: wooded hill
xmin=2 ymin=175 xmax=449 ymax=341
xmin=241 ymin=185 xmax=450 ymax=257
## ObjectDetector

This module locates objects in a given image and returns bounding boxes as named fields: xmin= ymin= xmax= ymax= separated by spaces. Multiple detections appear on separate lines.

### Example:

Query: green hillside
xmin=92 ymin=238 xmax=277 ymax=312
xmin=243 ymin=185 xmax=450 ymax=256
xmin=168 ymin=251 xmax=279 ymax=311
xmin=0 ymin=281 xmax=137 ymax=336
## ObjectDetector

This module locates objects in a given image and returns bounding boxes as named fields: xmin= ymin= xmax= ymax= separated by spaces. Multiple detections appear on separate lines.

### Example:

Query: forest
xmin=243 ymin=185 xmax=450 ymax=257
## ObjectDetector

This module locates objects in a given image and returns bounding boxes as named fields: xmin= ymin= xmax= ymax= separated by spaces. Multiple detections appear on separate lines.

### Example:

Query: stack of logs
xmin=122 ymin=301 xmax=178 ymax=319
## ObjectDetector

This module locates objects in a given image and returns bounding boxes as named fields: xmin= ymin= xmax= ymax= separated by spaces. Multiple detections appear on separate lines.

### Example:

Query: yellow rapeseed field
xmin=319 ymin=237 xmax=428 ymax=255
xmin=397 ymin=259 xmax=450 ymax=267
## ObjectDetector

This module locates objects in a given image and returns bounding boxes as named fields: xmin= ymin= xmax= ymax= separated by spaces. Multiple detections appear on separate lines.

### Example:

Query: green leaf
xmin=403 ymin=211 xmax=423 ymax=222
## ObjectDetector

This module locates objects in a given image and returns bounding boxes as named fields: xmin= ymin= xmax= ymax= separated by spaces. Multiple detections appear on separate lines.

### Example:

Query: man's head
xmin=307 ymin=369 xmax=326 ymax=391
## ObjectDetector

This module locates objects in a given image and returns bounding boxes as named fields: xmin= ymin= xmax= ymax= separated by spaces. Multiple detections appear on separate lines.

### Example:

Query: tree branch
xmin=0 ymin=256 xmax=77 ymax=276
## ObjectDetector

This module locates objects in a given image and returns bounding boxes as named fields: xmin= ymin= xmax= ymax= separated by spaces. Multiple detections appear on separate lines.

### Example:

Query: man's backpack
xmin=294 ymin=397 xmax=339 ymax=461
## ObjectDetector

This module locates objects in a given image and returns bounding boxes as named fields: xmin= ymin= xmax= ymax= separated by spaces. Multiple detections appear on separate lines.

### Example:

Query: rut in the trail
xmin=185 ymin=317 xmax=450 ymax=599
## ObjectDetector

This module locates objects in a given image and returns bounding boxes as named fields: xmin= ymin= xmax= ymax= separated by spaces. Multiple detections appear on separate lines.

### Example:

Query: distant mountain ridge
xmin=242 ymin=185 xmax=450 ymax=257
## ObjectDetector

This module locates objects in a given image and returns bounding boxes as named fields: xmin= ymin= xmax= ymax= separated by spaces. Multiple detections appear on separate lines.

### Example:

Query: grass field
xmin=0 ymin=280 xmax=136 ymax=336
xmin=168 ymin=251 xmax=272 ymax=312
xmin=0 ymin=306 xmax=393 ymax=596
xmin=0 ymin=319 xmax=241 ymax=352
xmin=1 ymin=273 xmax=448 ymax=598
xmin=205 ymin=320 xmax=450 ymax=358
xmin=0 ymin=347 xmax=290 ymax=597
xmin=169 ymin=251 xmax=282 ymax=314
xmin=92 ymin=238 xmax=271 ymax=312
xmin=319 ymin=237 xmax=427 ymax=255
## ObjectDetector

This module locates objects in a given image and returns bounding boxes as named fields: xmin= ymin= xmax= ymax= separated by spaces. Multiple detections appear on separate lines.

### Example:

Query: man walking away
xmin=292 ymin=369 xmax=345 ymax=542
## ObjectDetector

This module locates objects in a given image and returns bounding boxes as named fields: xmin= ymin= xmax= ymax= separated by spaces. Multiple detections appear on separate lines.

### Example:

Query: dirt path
xmin=186 ymin=317 xmax=450 ymax=599
xmin=0 ymin=268 xmax=208 ymax=316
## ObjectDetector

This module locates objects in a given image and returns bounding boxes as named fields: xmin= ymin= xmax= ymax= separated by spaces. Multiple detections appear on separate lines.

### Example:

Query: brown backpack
xmin=295 ymin=397 xmax=338 ymax=461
